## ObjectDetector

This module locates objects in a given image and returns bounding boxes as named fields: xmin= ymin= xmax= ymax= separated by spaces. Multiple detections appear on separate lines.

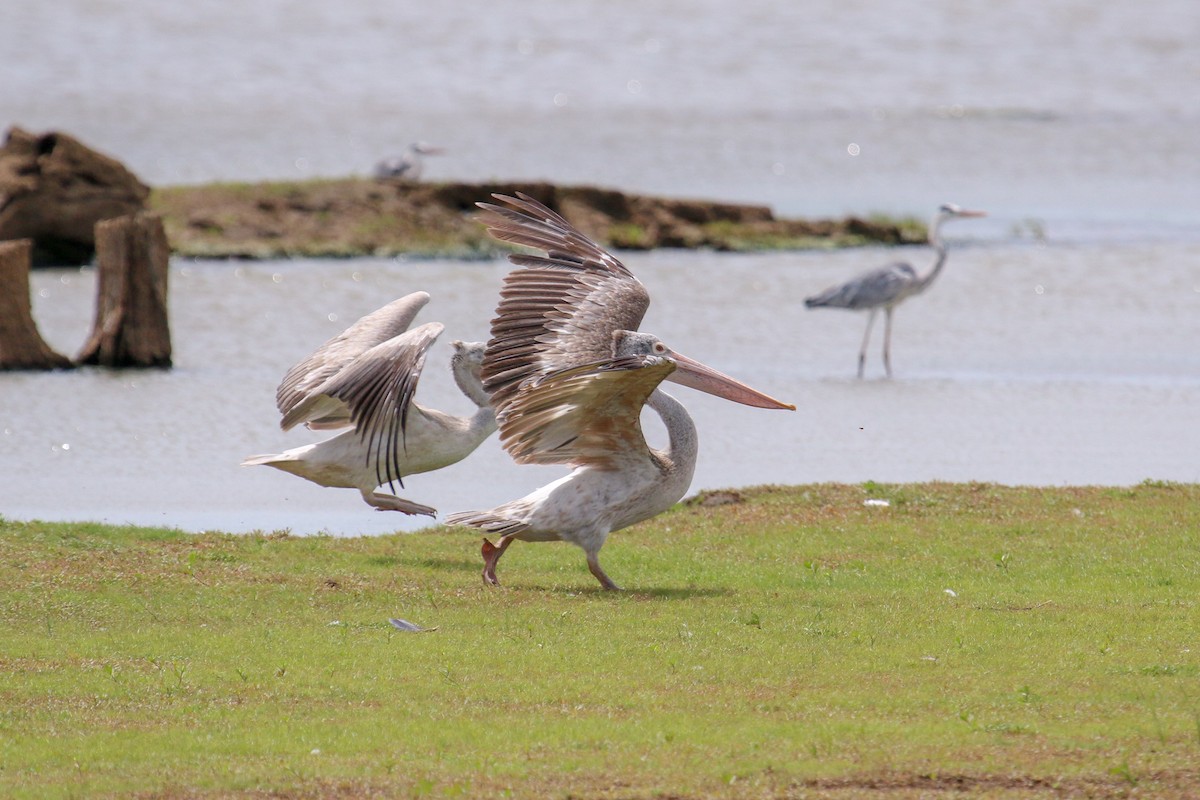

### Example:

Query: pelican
xmin=804 ymin=203 xmax=986 ymax=378
xmin=242 ymin=291 xmax=496 ymax=517
xmin=373 ymin=142 xmax=446 ymax=181
xmin=445 ymin=194 xmax=794 ymax=590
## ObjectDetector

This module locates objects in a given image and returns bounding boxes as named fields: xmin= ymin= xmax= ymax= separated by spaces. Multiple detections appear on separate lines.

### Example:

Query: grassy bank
xmin=148 ymin=178 xmax=925 ymax=259
xmin=2 ymin=482 xmax=1198 ymax=798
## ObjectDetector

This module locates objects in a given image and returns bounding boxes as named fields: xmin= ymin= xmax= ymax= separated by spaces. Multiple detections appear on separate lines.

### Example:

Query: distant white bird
xmin=242 ymin=291 xmax=495 ymax=517
xmin=446 ymin=194 xmax=794 ymax=589
xmin=373 ymin=142 xmax=446 ymax=181
xmin=805 ymin=203 xmax=987 ymax=378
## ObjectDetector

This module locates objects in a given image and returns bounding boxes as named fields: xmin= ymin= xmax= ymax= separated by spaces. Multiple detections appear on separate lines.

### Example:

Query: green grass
xmin=2 ymin=483 xmax=1199 ymax=798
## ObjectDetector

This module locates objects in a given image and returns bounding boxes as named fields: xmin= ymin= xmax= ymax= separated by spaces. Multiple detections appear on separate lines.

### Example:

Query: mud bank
xmin=150 ymin=178 xmax=924 ymax=259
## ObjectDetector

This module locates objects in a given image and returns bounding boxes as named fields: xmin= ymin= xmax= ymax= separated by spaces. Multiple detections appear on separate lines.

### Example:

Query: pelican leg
xmin=586 ymin=552 xmax=622 ymax=591
xmin=858 ymin=308 xmax=879 ymax=378
xmin=882 ymin=307 xmax=895 ymax=378
xmin=363 ymin=490 xmax=437 ymax=517
xmin=481 ymin=535 xmax=515 ymax=586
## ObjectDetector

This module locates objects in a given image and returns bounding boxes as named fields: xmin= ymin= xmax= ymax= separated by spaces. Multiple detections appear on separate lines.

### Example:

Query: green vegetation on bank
xmin=148 ymin=178 xmax=926 ymax=260
xmin=2 ymin=482 xmax=1198 ymax=798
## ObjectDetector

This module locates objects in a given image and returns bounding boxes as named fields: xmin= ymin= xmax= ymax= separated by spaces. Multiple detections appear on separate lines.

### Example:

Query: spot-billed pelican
xmin=242 ymin=291 xmax=495 ymax=517
xmin=446 ymin=194 xmax=794 ymax=589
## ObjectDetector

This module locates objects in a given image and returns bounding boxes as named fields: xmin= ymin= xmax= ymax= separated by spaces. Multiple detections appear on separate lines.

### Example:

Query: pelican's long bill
xmin=666 ymin=352 xmax=795 ymax=410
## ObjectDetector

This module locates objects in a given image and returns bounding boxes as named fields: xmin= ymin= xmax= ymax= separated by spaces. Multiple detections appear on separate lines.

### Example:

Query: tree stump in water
xmin=0 ymin=239 xmax=73 ymax=370
xmin=76 ymin=213 xmax=172 ymax=368
xmin=0 ymin=127 xmax=150 ymax=266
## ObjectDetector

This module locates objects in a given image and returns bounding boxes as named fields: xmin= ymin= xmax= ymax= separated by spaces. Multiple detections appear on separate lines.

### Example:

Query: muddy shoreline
xmin=149 ymin=178 xmax=925 ymax=260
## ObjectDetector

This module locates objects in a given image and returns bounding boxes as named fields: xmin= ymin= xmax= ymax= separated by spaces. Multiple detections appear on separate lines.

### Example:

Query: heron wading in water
xmin=446 ymin=193 xmax=794 ymax=590
xmin=242 ymin=291 xmax=496 ymax=517
xmin=804 ymin=203 xmax=986 ymax=378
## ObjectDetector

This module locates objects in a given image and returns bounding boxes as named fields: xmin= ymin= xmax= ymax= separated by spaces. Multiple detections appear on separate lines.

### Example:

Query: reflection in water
xmin=4 ymin=241 xmax=1198 ymax=535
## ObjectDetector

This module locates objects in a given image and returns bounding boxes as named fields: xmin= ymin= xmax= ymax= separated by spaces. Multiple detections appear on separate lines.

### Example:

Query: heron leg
xmin=586 ymin=552 xmax=622 ymax=591
xmin=858 ymin=309 xmax=879 ymax=378
xmin=882 ymin=307 xmax=895 ymax=378
xmin=481 ymin=535 xmax=514 ymax=586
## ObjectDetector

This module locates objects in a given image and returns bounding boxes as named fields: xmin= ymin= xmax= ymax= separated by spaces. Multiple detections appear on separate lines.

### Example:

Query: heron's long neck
xmin=646 ymin=388 xmax=699 ymax=485
xmin=916 ymin=214 xmax=950 ymax=292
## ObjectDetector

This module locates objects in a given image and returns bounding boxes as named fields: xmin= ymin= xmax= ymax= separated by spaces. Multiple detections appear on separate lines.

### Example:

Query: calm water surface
xmin=1 ymin=0 xmax=1197 ymax=532
xmin=3 ymin=1 xmax=1198 ymax=230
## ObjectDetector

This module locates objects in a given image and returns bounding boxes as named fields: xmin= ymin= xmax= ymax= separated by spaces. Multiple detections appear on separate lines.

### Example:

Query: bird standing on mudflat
xmin=445 ymin=194 xmax=794 ymax=590
xmin=373 ymin=142 xmax=445 ymax=181
xmin=804 ymin=203 xmax=986 ymax=378
xmin=242 ymin=291 xmax=496 ymax=517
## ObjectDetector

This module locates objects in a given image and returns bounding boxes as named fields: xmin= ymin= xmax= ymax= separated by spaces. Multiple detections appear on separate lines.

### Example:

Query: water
xmin=1 ymin=0 xmax=1197 ymax=533
xmin=3 ymin=1 xmax=1198 ymax=229
xmin=5 ymin=241 xmax=1198 ymax=534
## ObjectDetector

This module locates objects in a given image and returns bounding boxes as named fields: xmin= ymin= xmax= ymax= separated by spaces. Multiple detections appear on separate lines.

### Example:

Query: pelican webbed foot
xmin=364 ymin=491 xmax=437 ymax=517
xmin=481 ymin=536 xmax=514 ymax=586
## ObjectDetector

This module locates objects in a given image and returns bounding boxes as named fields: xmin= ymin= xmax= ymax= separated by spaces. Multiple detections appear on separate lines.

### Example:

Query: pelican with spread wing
xmin=242 ymin=291 xmax=496 ymax=517
xmin=446 ymin=194 xmax=794 ymax=589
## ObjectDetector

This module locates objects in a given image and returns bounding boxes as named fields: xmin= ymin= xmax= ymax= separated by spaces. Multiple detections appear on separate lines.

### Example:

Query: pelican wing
xmin=476 ymin=193 xmax=650 ymax=411
xmin=276 ymin=291 xmax=431 ymax=427
xmin=281 ymin=322 xmax=444 ymax=489
xmin=804 ymin=263 xmax=917 ymax=310
xmin=496 ymin=355 xmax=676 ymax=470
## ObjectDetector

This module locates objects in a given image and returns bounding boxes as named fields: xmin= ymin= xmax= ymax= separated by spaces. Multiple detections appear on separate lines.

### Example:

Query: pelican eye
xmin=653 ymin=342 xmax=668 ymax=354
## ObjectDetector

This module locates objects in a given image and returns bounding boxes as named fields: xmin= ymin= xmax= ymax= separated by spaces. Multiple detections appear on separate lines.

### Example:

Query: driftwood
xmin=0 ymin=239 xmax=73 ymax=370
xmin=76 ymin=213 xmax=172 ymax=368
xmin=0 ymin=126 xmax=149 ymax=266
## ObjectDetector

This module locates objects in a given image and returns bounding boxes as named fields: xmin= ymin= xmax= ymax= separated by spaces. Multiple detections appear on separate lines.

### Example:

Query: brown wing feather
xmin=476 ymin=192 xmax=633 ymax=277
xmin=476 ymin=193 xmax=650 ymax=411
xmin=496 ymin=355 xmax=675 ymax=470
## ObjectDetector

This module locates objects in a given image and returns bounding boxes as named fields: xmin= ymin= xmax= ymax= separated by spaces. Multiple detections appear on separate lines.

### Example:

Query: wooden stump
xmin=0 ymin=239 xmax=73 ymax=370
xmin=0 ymin=127 xmax=150 ymax=266
xmin=76 ymin=213 xmax=172 ymax=368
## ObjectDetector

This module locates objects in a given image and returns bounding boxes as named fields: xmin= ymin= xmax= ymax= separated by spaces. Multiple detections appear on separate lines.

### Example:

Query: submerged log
xmin=76 ymin=213 xmax=172 ymax=368
xmin=0 ymin=239 xmax=73 ymax=370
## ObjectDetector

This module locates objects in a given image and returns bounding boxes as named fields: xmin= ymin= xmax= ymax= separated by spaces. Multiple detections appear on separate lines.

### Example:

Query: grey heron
xmin=805 ymin=203 xmax=986 ymax=378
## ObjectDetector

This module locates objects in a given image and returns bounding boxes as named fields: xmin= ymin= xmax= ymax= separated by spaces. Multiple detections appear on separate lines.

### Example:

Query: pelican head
xmin=451 ymin=340 xmax=490 ymax=407
xmin=613 ymin=331 xmax=794 ymax=410
xmin=451 ymin=339 xmax=486 ymax=375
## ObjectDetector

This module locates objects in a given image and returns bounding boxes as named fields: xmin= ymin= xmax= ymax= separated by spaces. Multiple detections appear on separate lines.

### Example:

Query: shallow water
xmin=1 ymin=0 xmax=1197 ymax=533
xmin=5 ymin=238 xmax=1198 ymax=534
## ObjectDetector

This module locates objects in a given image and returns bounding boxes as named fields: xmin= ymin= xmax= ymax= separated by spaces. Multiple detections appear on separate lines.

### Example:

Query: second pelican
xmin=243 ymin=291 xmax=496 ymax=517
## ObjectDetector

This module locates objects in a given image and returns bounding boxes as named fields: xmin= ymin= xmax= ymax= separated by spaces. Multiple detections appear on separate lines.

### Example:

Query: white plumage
xmin=243 ymin=291 xmax=495 ymax=517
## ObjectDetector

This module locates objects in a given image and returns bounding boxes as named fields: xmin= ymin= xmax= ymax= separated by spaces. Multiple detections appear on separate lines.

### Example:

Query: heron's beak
xmin=666 ymin=352 xmax=795 ymax=410
xmin=420 ymin=146 xmax=447 ymax=156
xmin=957 ymin=209 xmax=987 ymax=218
